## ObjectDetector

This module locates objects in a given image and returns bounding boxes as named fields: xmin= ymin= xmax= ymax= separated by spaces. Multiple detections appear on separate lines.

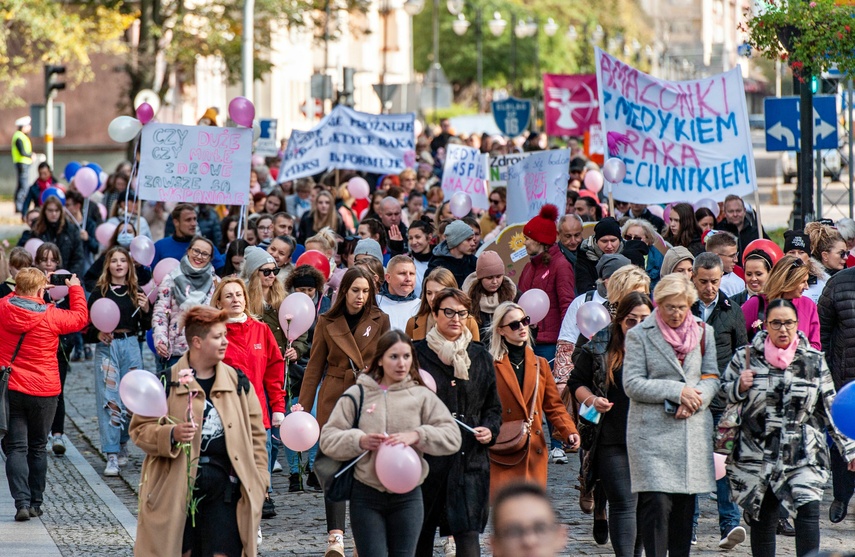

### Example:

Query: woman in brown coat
xmin=487 ymin=301 xmax=579 ymax=499
xmin=295 ymin=266 xmax=391 ymax=557
xmin=130 ymin=306 xmax=268 ymax=557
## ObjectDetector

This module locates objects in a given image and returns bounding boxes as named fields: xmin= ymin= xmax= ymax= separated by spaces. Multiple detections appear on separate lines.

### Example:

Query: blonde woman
xmin=406 ymin=267 xmax=480 ymax=342
xmin=297 ymin=190 xmax=346 ymax=242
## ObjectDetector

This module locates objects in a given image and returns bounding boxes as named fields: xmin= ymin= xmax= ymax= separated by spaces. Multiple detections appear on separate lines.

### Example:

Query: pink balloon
xmin=153 ymin=258 xmax=180 ymax=285
xmin=97 ymin=202 xmax=107 ymax=220
xmin=576 ymin=302 xmax=612 ymax=339
xmin=91 ymin=297 xmax=121 ymax=333
xmin=647 ymin=205 xmax=664 ymax=219
xmin=348 ymin=177 xmax=370 ymax=200
xmin=95 ymin=222 xmax=117 ymax=246
xmin=375 ymin=443 xmax=422 ymax=494
xmin=419 ymin=369 xmax=437 ymax=393
xmin=119 ymin=369 xmax=168 ymax=417
xmin=130 ymin=235 xmax=155 ymax=266
xmin=49 ymin=269 xmax=70 ymax=300
xmin=148 ymin=288 xmax=158 ymax=304
xmin=280 ymin=411 xmax=320 ymax=452
xmin=136 ymin=102 xmax=155 ymax=125
xmin=518 ymin=288 xmax=550 ymax=324
xmin=602 ymin=157 xmax=627 ymax=183
xmin=228 ymin=96 xmax=255 ymax=127
xmin=714 ymin=452 xmax=727 ymax=481
xmin=662 ymin=203 xmax=673 ymax=225
xmin=449 ymin=192 xmax=473 ymax=218
xmin=74 ymin=167 xmax=99 ymax=197
xmin=251 ymin=154 xmax=265 ymax=167
xmin=279 ymin=292 xmax=316 ymax=341
xmin=24 ymin=238 xmax=43 ymax=258
xmin=141 ymin=280 xmax=155 ymax=296
xmin=584 ymin=170 xmax=604 ymax=193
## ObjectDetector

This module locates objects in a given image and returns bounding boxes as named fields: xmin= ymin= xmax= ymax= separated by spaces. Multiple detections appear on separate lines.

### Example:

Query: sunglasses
xmin=624 ymin=234 xmax=644 ymax=241
xmin=490 ymin=198 xmax=502 ymax=205
xmin=260 ymin=267 xmax=280 ymax=277
xmin=624 ymin=317 xmax=640 ymax=328
xmin=502 ymin=316 xmax=531 ymax=331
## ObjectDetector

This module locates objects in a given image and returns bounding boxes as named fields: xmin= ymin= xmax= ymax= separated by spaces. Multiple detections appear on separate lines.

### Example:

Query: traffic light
xmin=810 ymin=75 xmax=838 ymax=95
xmin=336 ymin=67 xmax=356 ymax=107
xmin=44 ymin=65 xmax=66 ymax=99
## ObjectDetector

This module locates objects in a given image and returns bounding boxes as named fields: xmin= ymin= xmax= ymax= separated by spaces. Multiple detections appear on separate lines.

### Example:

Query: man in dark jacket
xmin=378 ymin=196 xmax=409 ymax=255
xmin=715 ymin=195 xmax=768 ymax=261
xmin=627 ymin=203 xmax=665 ymax=233
xmin=691 ymin=252 xmax=748 ymax=549
xmin=819 ymin=267 xmax=855 ymax=523
xmin=427 ymin=220 xmax=478 ymax=287
xmin=575 ymin=218 xmax=624 ymax=295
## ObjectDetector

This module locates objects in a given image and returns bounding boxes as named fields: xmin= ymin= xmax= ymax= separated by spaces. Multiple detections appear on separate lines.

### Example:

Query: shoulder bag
xmin=313 ymin=385 xmax=365 ymax=502
xmin=0 ymin=334 xmax=27 ymax=438
xmin=490 ymin=358 xmax=540 ymax=460
xmin=714 ymin=344 xmax=748 ymax=455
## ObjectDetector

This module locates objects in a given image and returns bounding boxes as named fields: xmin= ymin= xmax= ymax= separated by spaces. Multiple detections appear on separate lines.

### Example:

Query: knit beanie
xmin=596 ymin=254 xmax=631 ymax=280
xmin=445 ymin=220 xmax=474 ymax=249
xmin=594 ymin=217 xmax=622 ymax=242
xmin=354 ymin=239 xmax=384 ymax=263
xmin=476 ymin=251 xmax=505 ymax=279
xmin=242 ymin=246 xmax=276 ymax=278
xmin=661 ymin=246 xmax=694 ymax=276
xmin=784 ymin=230 xmax=811 ymax=255
xmin=523 ymin=204 xmax=559 ymax=246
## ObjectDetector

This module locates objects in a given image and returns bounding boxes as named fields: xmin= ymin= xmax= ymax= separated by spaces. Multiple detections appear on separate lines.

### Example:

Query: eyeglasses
xmin=768 ymin=319 xmax=798 ymax=330
xmin=490 ymin=198 xmax=502 ymax=205
xmin=662 ymin=304 xmax=689 ymax=314
xmin=496 ymin=521 xmax=560 ymax=543
xmin=259 ymin=267 xmax=280 ymax=277
xmin=624 ymin=234 xmax=644 ymax=241
xmin=189 ymin=247 xmax=212 ymax=260
xmin=257 ymin=225 xmax=273 ymax=232
xmin=439 ymin=307 xmax=469 ymax=320
xmin=501 ymin=316 xmax=531 ymax=331
xmin=718 ymin=251 xmax=739 ymax=260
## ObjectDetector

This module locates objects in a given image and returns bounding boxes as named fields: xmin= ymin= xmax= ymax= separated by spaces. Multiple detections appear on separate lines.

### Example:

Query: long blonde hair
xmin=488 ymin=301 xmax=533 ymax=362
xmin=764 ymin=255 xmax=810 ymax=301
xmin=311 ymin=191 xmax=340 ymax=233
xmin=245 ymin=265 xmax=286 ymax=317
xmin=96 ymin=246 xmax=140 ymax=302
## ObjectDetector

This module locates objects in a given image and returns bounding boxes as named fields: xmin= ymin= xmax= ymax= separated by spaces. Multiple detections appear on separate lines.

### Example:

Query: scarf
xmin=171 ymin=255 xmax=214 ymax=309
xmin=425 ymin=325 xmax=473 ymax=381
xmin=227 ymin=313 xmax=248 ymax=324
xmin=479 ymin=291 xmax=503 ymax=315
xmin=487 ymin=207 xmax=503 ymax=223
xmin=378 ymin=281 xmax=417 ymax=302
xmin=764 ymin=335 xmax=798 ymax=369
xmin=655 ymin=309 xmax=701 ymax=361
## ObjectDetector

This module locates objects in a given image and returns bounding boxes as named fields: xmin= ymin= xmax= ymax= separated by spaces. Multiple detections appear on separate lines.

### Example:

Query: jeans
xmin=749 ymin=489 xmax=820 ymax=557
xmin=692 ymin=410 xmax=742 ymax=537
xmin=597 ymin=444 xmax=642 ymax=557
xmin=14 ymin=163 xmax=29 ymax=213
xmin=5 ymin=391 xmax=57 ymax=509
xmin=94 ymin=338 xmax=143 ymax=454
xmin=637 ymin=492 xmax=695 ymax=557
xmin=51 ymin=341 xmax=70 ymax=435
xmin=351 ymin=481 xmax=424 ymax=557
xmin=830 ymin=442 xmax=854 ymax=504
xmin=285 ymin=393 xmax=318 ymax=474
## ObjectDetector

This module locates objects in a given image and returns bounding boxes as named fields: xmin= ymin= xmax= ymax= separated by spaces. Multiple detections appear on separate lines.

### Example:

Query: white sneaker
xmin=272 ymin=459 xmax=283 ymax=473
xmin=719 ymin=525 xmax=746 ymax=550
xmin=51 ymin=435 xmax=66 ymax=456
xmin=441 ymin=536 xmax=457 ymax=557
xmin=550 ymin=447 xmax=568 ymax=464
xmin=257 ymin=526 xmax=263 ymax=547
xmin=324 ymin=533 xmax=344 ymax=557
xmin=104 ymin=454 xmax=120 ymax=476
xmin=117 ymin=444 xmax=129 ymax=467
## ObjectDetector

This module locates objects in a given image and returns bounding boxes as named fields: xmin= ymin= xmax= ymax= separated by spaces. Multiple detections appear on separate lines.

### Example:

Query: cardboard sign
xmin=506 ymin=149 xmax=570 ymax=224
xmin=489 ymin=153 xmax=531 ymax=187
xmin=441 ymin=144 xmax=490 ymax=210
xmin=477 ymin=224 xmax=530 ymax=286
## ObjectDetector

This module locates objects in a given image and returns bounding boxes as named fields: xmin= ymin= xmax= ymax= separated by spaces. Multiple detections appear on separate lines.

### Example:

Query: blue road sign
xmin=255 ymin=118 xmax=278 ymax=156
xmin=492 ymin=97 xmax=532 ymax=136
xmin=764 ymin=95 xmax=838 ymax=152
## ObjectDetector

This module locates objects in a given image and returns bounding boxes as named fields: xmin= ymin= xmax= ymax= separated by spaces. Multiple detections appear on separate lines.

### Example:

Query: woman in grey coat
xmin=721 ymin=298 xmax=855 ymax=557
xmin=623 ymin=274 xmax=720 ymax=557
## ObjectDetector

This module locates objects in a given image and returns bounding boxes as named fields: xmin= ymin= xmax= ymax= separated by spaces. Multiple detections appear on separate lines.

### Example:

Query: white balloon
xmin=252 ymin=121 xmax=261 ymax=141
xmin=603 ymin=157 xmax=627 ymax=183
xmin=108 ymin=116 xmax=143 ymax=143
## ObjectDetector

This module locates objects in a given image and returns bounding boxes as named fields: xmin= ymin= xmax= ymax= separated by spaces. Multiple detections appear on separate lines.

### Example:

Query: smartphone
xmin=49 ymin=273 xmax=72 ymax=286
xmin=664 ymin=399 xmax=679 ymax=415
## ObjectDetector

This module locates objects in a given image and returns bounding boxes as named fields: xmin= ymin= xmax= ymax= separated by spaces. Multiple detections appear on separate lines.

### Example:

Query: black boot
xmin=306 ymin=469 xmax=321 ymax=491
xmin=262 ymin=496 xmax=276 ymax=519
xmin=289 ymin=473 xmax=303 ymax=492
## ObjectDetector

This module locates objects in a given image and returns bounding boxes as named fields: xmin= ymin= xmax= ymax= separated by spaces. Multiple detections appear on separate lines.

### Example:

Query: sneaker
xmin=719 ymin=525 xmax=746 ymax=550
xmin=272 ymin=459 xmax=283 ymax=473
xmin=440 ymin=536 xmax=457 ymax=557
xmin=691 ymin=526 xmax=698 ymax=545
xmin=15 ymin=507 xmax=30 ymax=522
xmin=289 ymin=473 xmax=303 ymax=492
xmin=29 ymin=506 xmax=43 ymax=518
xmin=70 ymin=349 xmax=82 ymax=362
xmin=325 ymin=533 xmax=345 ymax=557
xmin=104 ymin=454 xmax=120 ymax=476
xmin=262 ymin=496 xmax=276 ymax=519
xmin=51 ymin=435 xmax=66 ymax=456
xmin=306 ymin=470 xmax=322 ymax=491
xmin=84 ymin=345 xmax=93 ymax=360
xmin=117 ymin=444 xmax=129 ymax=467
xmin=550 ymin=447 xmax=568 ymax=464
xmin=257 ymin=526 xmax=263 ymax=546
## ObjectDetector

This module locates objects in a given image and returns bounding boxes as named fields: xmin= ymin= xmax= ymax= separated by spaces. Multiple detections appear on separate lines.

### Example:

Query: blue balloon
xmin=145 ymin=329 xmax=157 ymax=356
xmin=832 ymin=382 xmax=855 ymax=438
xmin=85 ymin=163 xmax=104 ymax=187
xmin=40 ymin=187 xmax=66 ymax=206
xmin=63 ymin=162 xmax=81 ymax=183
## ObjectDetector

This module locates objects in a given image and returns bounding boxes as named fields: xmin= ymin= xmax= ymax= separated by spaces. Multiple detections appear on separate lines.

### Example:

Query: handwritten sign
xmin=489 ymin=153 xmax=530 ymax=187
xmin=595 ymin=49 xmax=757 ymax=204
xmin=138 ymin=123 xmax=252 ymax=205
xmin=441 ymin=144 xmax=490 ymax=210
xmin=278 ymin=106 xmax=416 ymax=182
xmin=506 ymin=149 xmax=570 ymax=224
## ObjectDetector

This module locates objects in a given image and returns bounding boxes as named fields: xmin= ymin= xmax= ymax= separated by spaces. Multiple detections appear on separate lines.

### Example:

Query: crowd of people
xmin=2 ymin=119 xmax=855 ymax=557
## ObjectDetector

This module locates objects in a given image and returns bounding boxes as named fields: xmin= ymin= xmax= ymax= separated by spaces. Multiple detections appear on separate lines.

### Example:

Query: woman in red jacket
xmin=0 ymin=268 xmax=89 ymax=521
xmin=210 ymin=277 xmax=285 ymax=517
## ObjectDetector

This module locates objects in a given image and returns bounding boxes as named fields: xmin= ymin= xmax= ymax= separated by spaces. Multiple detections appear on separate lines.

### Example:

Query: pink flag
xmin=543 ymin=74 xmax=599 ymax=136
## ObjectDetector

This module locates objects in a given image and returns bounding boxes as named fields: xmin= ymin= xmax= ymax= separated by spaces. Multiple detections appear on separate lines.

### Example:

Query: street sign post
xmin=491 ymin=97 xmax=532 ymax=136
xmin=764 ymin=95 xmax=838 ymax=151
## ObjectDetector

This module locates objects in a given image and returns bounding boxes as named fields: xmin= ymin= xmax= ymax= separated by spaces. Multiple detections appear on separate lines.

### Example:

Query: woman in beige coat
xmin=130 ymin=306 xmax=268 ymax=557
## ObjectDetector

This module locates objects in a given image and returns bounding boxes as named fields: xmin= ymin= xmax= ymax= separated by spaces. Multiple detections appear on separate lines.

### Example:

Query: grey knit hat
xmin=596 ymin=254 xmax=631 ymax=280
xmin=445 ymin=220 xmax=474 ymax=249
xmin=241 ymin=246 xmax=276 ymax=279
xmin=354 ymin=239 xmax=383 ymax=263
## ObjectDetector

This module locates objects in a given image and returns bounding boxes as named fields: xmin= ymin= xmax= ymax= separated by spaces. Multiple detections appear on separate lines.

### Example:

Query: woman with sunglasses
xmin=152 ymin=236 xmax=220 ymax=368
xmin=621 ymin=218 xmax=664 ymax=290
xmin=414 ymin=287 xmax=502 ymax=557
xmin=569 ymin=292 xmax=653 ymax=557
xmin=721 ymin=298 xmax=855 ymax=557
xmin=488 ymin=302 xmax=579 ymax=498
xmin=742 ymin=255 xmax=821 ymax=350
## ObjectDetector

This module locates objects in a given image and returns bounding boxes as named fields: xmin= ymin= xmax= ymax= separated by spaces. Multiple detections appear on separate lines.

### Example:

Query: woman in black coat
xmin=18 ymin=196 xmax=85 ymax=276
xmin=414 ymin=287 xmax=503 ymax=557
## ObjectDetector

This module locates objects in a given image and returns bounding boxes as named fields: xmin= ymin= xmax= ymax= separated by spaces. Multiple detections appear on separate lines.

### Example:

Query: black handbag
xmin=314 ymin=385 xmax=364 ymax=502
xmin=0 ymin=334 xmax=27 ymax=439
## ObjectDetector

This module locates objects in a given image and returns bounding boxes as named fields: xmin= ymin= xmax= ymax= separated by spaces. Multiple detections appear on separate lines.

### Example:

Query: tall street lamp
xmin=448 ymin=2 xmax=506 ymax=111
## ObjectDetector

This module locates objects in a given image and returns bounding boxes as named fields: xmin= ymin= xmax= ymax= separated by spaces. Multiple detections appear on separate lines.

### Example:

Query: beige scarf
xmin=425 ymin=325 xmax=473 ymax=380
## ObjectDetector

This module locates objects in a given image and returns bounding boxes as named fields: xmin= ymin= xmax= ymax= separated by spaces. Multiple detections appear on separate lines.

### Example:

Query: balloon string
xmin=82 ymin=197 xmax=90 ymax=230
xmin=334 ymin=450 xmax=369 ymax=478
xmin=454 ymin=418 xmax=478 ymax=435
xmin=124 ymin=135 xmax=142 ymax=230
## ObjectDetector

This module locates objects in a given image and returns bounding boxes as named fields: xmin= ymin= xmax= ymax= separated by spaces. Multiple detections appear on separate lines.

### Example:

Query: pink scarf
xmin=655 ymin=309 xmax=701 ymax=361
xmin=764 ymin=335 xmax=798 ymax=369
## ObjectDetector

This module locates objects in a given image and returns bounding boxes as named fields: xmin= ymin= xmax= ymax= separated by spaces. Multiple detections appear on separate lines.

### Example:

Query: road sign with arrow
xmin=764 ymin=95 xmax=838 ymax=152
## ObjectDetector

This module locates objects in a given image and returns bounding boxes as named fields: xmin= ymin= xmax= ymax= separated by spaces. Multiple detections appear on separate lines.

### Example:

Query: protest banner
xmin=489 ymin=153 xmax=530 ymax=186
xmin=441 ymin=144 xmax=490 ymax=210
xmin=595 ymin=48 xmax=757 ymax=205
xmin=255 ymin=118 xmax=278 ymax=157
xmin=543 ymin=74 xmax=600 ymax=136
xmin=138 ymin=123 xmax=252 ymax=205
xmin=506 ymin=149 xmax=570 ymax=224
xmin=278 ymin=105 xmax=416 ymax=182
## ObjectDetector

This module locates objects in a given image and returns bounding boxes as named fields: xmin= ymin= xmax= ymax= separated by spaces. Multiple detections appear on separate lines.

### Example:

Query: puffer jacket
xmin=518 ymin=243 xmax=575 ymax=344
xmin=818 ymin=266 xmax=855 ymax=389
xmin=320 ymin=374 xmax=462 ymax=493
